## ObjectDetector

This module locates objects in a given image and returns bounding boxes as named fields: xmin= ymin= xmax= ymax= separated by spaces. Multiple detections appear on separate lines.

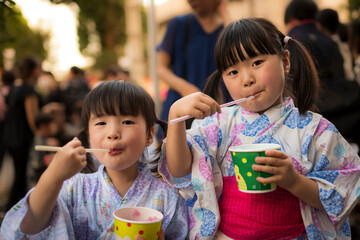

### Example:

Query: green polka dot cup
xmin=229 ymin=144 xmax=280 ymax=193
xmin=113 ymin=207 xmax=163 ymax=240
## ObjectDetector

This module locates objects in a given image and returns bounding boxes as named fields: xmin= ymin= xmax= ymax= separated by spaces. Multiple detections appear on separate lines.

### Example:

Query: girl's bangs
xmin=81 ymin=80 xmax=156 ymax=133
xmin=216 ymin=20 xmax=277 ymax=72
xmin=89 ymin=86 xmax=140 ymax=117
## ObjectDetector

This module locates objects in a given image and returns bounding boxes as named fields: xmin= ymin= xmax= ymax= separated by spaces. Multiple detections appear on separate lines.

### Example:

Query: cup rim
xmin=229 ymin=143 xmax=280 ymax=152
xmin=113 ymin=207 xmax=164 ymax=224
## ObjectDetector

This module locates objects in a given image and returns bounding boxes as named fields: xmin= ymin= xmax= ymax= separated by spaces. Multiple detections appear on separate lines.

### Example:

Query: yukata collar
xmin=238 ymin=97 xmax=295 ymax=124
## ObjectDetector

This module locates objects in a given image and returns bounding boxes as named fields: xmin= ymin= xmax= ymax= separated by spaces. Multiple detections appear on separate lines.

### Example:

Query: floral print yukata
xmin=0 ymin=165 xmax=189 ymax=239
xmin=159 ymin=97 xmax=360 ymax=240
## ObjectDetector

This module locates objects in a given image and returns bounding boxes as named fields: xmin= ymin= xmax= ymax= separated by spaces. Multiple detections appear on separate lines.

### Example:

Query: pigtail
xmin=285 ymin=38 xmax=320 ymax=114
xmin=78 ymin=129 xmax=98 ymax=173
xmin=147 ymin=119 xmax=168 ymax=177
xmin=203 ymin=70 xmax=224 ymax=103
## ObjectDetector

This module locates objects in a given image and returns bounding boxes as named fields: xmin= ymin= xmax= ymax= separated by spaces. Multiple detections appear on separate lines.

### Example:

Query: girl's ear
xmin=283 ymin=50 xmax=291 ymax=74
xmin=146 ymin=126 xmax=155 ymax=146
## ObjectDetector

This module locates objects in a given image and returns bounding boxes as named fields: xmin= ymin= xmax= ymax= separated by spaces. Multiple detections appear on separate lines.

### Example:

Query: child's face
xmin=88 ymin=113 xmax=154 ymax=172
xmin=222 ymin=49 xmax=290 ymax=114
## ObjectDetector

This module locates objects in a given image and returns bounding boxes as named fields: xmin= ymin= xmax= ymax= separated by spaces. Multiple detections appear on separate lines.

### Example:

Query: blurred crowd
xmin=1 ymin=0 xmax=360 ymax=237
xmin=0 ymin=60 xmax=130 ymax=215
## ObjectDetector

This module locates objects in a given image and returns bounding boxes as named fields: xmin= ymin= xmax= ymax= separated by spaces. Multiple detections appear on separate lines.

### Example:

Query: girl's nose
xmin=242 ymin=72 xmax=255 ymax=87
xmin=239 ymin=69 xmax=255 ymax=87
xmin=243 ymin=79 xmax=255 ymax=87
xmin=107 ymin=134 xmax=119 ymax=140
xmin=107 ymin=128 xmax=120 ymax=140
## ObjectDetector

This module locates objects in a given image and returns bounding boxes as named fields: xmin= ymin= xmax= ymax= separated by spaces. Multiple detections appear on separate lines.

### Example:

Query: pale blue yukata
xmin=159 ymin=97 xmax=360 ymax=240
xmin=0 ymin=164 xmax=189 ymax=239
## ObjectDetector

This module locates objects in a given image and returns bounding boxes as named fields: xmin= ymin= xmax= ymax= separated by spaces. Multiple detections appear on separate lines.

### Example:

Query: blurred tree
xmin=0 ymin=0 xmax=48 ymax=69
xmin=49 ymin=0 xmax=127 ymax=70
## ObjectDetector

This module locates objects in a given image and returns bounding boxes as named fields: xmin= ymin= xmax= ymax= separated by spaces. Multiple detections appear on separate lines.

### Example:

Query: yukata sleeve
xmin=163 ymin=189 xmax=190 ymax=240
xmin=303 ymin=117 xmax=360 ymax=239
xmin=0 ymin=188 xmax=75 ymax=240
xmin=158 ymin=115 xmax=225 ymax=240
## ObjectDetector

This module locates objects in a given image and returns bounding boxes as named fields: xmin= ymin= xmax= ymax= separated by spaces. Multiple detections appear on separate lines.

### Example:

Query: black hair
xmin=78 ymin=80 xmax=167 ymax=175
xmin=103 ymin=65 xmax=130 ymax=80
xmin=337 ymin=23 xmax=349 ymax=43
xmin=203 ymin=18 xmax=319 ymax=114
xmin=18 ymin=56 xmax=41 ymax=82
xmin=42 ymin=71 xmax=55 ymax=79
xmin=35 ymin=112 xmax=54 ymax=129
xmin=70 ymin=66 xmax=85 ymax=77
xmin=316 ymin=8 xmax=339 ymax=34
xmin=1 ymin=70 xmax=16 ymax=86
xmin=284 ymin=0 xmax=318 ymax=24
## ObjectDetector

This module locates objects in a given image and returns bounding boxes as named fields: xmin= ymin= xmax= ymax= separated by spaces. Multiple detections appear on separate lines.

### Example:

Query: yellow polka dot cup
xmin=229 ymin=144 xmax=280 ymax=193
xmin=113 ymin=207 xmax=163 ymax=240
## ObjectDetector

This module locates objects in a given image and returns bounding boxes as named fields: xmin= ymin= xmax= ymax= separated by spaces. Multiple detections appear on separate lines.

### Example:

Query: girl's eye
xmin=122 ymin=120 xmax=134 ymax=125
xmin=252 ymin=59 xmax=263 ymax=67
xmin=95 ymin=122 xmax=106 ymax=126
xmin=228 ymin=70 xmax=238 ymax=76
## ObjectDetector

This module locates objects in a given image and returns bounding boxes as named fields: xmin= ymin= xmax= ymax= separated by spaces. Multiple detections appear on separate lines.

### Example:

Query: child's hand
xmin=46 ymin=137 xmax=87 ymax=183
xmin=169 ymin=92 xmax=221 ymax=122
xmin=252 ymin=149 xmax=301 ymax=190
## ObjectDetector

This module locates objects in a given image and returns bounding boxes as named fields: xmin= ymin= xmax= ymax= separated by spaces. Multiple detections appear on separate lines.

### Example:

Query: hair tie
xmin=284 ymin=36 xmax=292 ymax=44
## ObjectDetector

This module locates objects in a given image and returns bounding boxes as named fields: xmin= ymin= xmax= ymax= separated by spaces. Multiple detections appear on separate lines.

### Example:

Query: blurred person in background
xmin=41 ymin=102 xmax=73 ymax=146
xmin=285 ymin=0 xmax=346 ymax=85
xmin=27 ymin=112 xmax=59 ymax=190
xmin=316 ymin=8 xmax=355 ymax=81
xmin=63 ymin=66 xmax=90 ymax=137
xmin=349 ymin=19 xmax=360 ymax=86
xmin=156 ymin=0 xmax=233 ymax=138
xmin=63 ymin=66 xmax=90 ymax=108
xmin=93 ymin=64 xmax=130 ymax=89
xmin=37 ymin=71 xmax=72 ymax=145
xmin=103 ymin=64 xmax=130 ymax=81
xmin=0 ymin=70 xmax=16 ymax=173
xmin=285 ymin=0 xmax=360 ymax=154
xmin=2 ymin=56 xmax=42 ymax=211
xmin=37 ymin=71 xmax=67 ymax=106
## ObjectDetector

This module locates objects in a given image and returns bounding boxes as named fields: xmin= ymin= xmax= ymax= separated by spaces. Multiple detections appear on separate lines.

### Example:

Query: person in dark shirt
xmin=3 ymin=56 xmax=42 ymax=210
xmin=156 ymin=0 xmax=232 ymax=138
xmin=285 ymin=0 xmax=360 ymax=152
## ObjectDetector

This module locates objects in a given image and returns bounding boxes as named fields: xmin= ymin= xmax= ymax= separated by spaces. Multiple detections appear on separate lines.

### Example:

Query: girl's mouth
xmin=109 ymin=148 xmax=123 ymax=155
xmin=249 ymin=91 xmax=262 ymax=98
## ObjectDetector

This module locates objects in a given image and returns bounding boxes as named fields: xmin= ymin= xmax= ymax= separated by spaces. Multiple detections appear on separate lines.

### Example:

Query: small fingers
xmin=192 ymin=94 xmax=220 ymax=119
xmin=192 ymin=103 xmax=218 ymax=119
xmin=256 ymin=175 xmax=280 ymax=184
xmin=264 ymin=149 xmax=287 ymax=159
xmin=252 ymin=163 xmax=277 ymax=174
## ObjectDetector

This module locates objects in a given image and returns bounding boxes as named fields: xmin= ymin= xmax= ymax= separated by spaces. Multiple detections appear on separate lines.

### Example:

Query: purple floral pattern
xmin=159 ymin=97 xmax=360 ymax=240
xmin=0 ymin=165 xmax=189 ymax=239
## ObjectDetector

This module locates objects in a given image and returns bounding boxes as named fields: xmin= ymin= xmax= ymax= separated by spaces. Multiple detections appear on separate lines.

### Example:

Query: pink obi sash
xmin=218 ymin=176 xmax=305 ymax=239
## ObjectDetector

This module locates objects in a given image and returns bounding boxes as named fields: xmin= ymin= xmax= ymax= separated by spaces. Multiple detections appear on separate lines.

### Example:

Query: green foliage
xmin=49 ymin=0 xmax=127 ymax=70
xmin=349 ymin=0 xmax=360 ymax=11
xmin=349 ymin=0 xmax=360 ymax=19
xmin=0 ymin=1 xmax=48 ymax=69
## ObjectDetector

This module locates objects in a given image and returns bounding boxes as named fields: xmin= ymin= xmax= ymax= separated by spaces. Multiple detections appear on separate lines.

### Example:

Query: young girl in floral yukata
xmin=0 ymin=80 xmax=189 ymax=239
xmin=158 ymin=18 xmax=360 ymax=239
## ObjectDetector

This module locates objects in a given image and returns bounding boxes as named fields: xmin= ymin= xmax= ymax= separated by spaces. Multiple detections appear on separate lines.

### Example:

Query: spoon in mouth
xmin=35 ymin=145 xmax=110 ymax=153
xmin=169 ymin=95 xmax=255 ymax=124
